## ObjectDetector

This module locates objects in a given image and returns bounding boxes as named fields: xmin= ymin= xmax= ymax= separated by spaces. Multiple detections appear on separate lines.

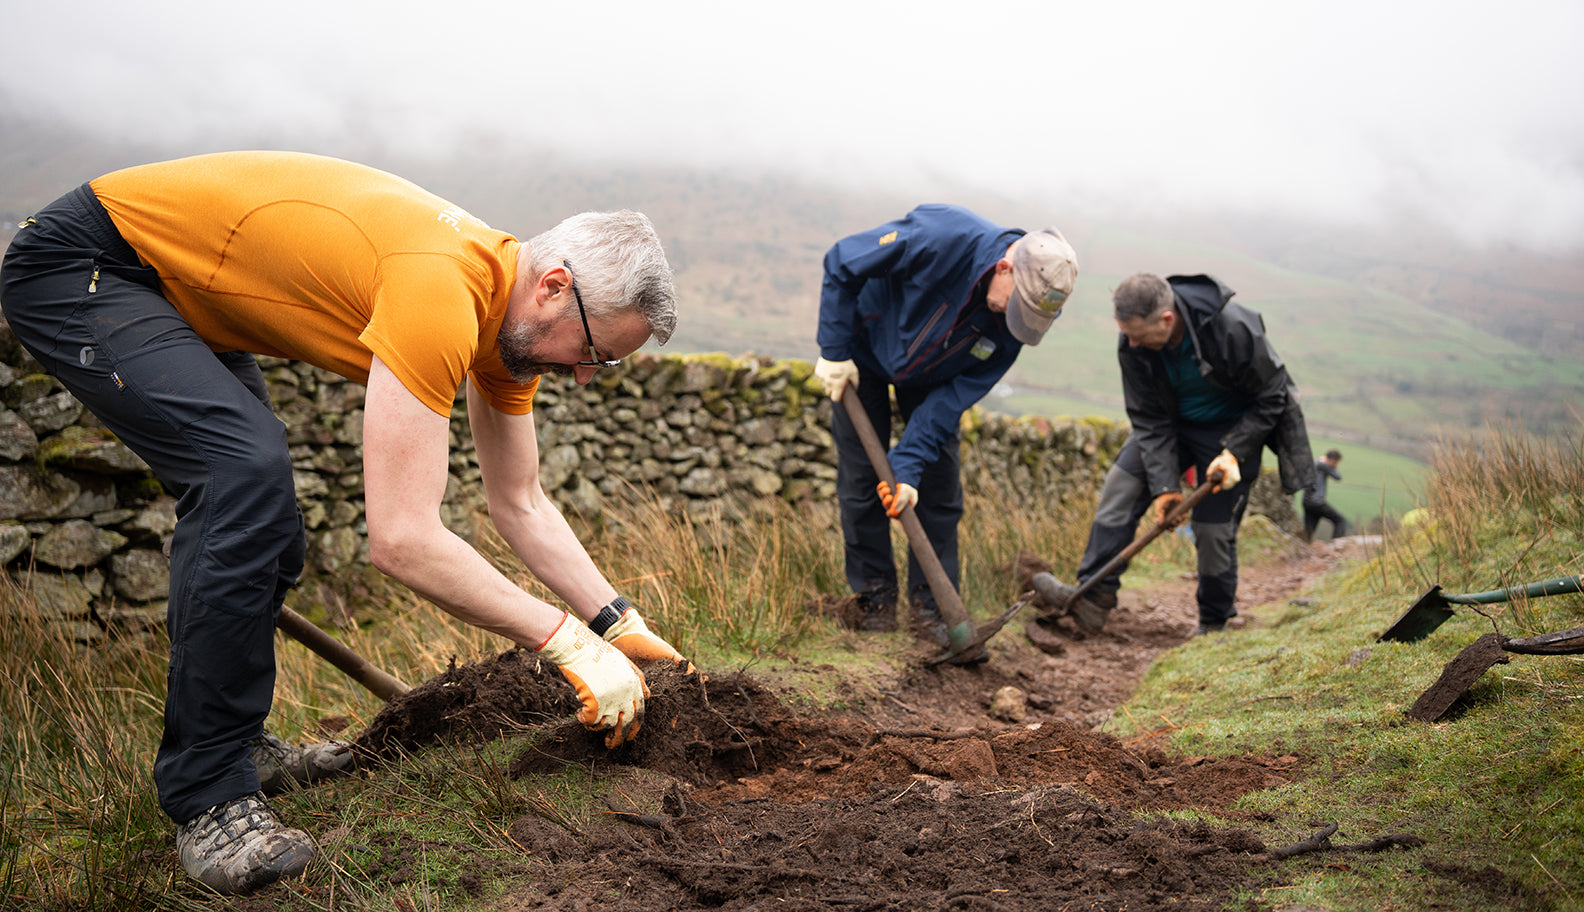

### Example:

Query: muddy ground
xmin=266 ymin=539 xmax=1435 ymax=910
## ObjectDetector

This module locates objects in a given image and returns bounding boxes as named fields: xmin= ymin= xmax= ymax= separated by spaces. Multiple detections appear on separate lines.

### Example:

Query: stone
xmin=0 ymin=466 xmax=78 ymax=521
xmin=10 ymin=569 xmax=100 ymax=619
xmin=539 ymin=444 xmax=581 ymax=492
xmin=0 ymin=408 xmax=39 ymax=461
xmin=32 ymin=519 xmax=127 ymax=569
xmin=563 ymin=476 xmax=604 ymax=516
xmin=0 ymin=521 xmax=31 ymax=565
xmin=101 ymin=599 xmax=168 ymax=632
xmin=111 ymin=549 xmax=171 ymax=602
xmin=19 ymin=392 xmax=85 ymax=434
xmin=3 ymin=373 xmax=61 ymax=409
xmin=38 ymin=426 xmax=148 ymax=474
xmin=316 ymin=526 xmax=362 ymax=573
xmin=124 ymin=499 xmax=178 ymax=541
xmin=292 ymin=469 xmax=329 ymax=499
xmin=56 ymin=473 xmax=119 ymax=519
xmin=678 ymin=467 xmax=727 ymax=497
xmin=989 ymin=685 xmax=1029 ymax=723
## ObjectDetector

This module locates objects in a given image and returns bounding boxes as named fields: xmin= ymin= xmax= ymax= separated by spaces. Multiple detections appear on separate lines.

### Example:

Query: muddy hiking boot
xmin=176 ymin=791 xmax=315 ymax=894
xmin=906 ymin=594 xmax=947 ymax=648
xmin=1031 ymin=573 xmax=1116 ymax=633
xmin=856 ymin=596 xmax=898 ymax=633
xmin=251 ymin=732 xmax=355 ymax=795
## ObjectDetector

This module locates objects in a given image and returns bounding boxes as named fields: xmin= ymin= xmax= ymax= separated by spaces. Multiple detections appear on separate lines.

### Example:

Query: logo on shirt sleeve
xmin=878 ymin=231 xmax=898 ymax=245
xmin=437 ymin=205 xmax=488 ymax=232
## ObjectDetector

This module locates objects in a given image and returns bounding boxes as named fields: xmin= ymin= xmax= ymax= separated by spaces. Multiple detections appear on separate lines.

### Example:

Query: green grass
xmin=1109 ymin=424 xmax=1584 ymax=911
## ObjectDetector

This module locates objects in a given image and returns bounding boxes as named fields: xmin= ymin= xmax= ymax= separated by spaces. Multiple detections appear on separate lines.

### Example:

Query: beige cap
xmin=1006 ymin=228 xmax=1078 ymax=345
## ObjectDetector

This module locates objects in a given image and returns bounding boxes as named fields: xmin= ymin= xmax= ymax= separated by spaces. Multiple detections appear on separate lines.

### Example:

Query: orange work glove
xmin=876 ymin=480 xmax=918 ymax=518
xmin=1207 ymin=449 xmax=1242 ymax=491
xmin=1153 ymin=491 xmax=1186 ymax=527
xmin=535 ymin=614 xmax=647 ymax=748
xmin=602 ymin=605 xmax=696 ymax=675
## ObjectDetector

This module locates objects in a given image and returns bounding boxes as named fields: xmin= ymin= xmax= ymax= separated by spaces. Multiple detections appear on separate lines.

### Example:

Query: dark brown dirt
xmin=259 ymin=539 xmax=1421 ymax=911
xmin=353 ymin=648 xmax=579 ymax=759
xmin=1405 ymin=632 xmax=1512 ymax=722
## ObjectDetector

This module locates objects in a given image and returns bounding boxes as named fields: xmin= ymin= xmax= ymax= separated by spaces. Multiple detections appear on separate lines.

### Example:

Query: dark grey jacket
xmin=1118 ymin=274 xmax=1316 ymax=496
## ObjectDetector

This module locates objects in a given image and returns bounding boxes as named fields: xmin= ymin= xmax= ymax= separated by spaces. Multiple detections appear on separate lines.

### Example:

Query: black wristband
xmin=588 ymin=596 xmax=632 ymax=637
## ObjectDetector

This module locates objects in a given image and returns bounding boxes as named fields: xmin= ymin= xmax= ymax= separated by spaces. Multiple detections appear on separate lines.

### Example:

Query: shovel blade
xmin=1378 ymin=585 xmax=1455 ymax=643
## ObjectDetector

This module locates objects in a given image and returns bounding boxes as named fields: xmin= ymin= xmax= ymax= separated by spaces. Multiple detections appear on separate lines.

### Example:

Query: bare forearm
xmin=375 ymin=524 xmax=566 ymax=648
xmin=490 ymin=494 xmax=617 ymax=622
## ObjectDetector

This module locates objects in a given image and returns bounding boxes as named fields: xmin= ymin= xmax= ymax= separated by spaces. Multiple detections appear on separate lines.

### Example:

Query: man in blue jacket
xmin=813 ymin=205 xmax=1078 ymax=643
xmin=1037 ymin=273 xmax=1314 ymax=636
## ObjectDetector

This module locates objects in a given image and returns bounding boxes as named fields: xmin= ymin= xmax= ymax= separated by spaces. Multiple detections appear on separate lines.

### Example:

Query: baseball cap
xmin=1005 ymin=228 xmax=1078 ymax=345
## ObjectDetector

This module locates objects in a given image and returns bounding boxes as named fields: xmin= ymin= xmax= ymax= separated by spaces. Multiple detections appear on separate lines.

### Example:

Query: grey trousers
xmin=1074 ymin=422 xmax=1257 ymax=626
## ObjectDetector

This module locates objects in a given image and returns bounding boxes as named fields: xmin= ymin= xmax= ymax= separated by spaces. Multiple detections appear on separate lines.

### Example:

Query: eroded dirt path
xmin=335 ymin=541 xmax=1372 ymax=911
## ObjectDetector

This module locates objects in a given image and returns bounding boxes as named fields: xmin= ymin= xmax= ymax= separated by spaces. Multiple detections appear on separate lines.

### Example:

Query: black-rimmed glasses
xmin=565 ymin=259 xmax=622 ymax=369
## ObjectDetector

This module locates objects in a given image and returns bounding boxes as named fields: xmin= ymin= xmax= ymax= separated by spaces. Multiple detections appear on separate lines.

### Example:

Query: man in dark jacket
xmin=813 ymin=205 xmax=1078 ymax=643
xmin=1303 ymin=449 xmax=1347 ymax=540
xmin=1037 ymin=273 xmax=1313 ymax=636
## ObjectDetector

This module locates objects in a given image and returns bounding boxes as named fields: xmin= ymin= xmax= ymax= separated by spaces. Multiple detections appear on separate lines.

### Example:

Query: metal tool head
xmin=924 ymin=594 xmax=1034 ymax=667
xmin=1378 ymin=585 xmax=1455 ymax=643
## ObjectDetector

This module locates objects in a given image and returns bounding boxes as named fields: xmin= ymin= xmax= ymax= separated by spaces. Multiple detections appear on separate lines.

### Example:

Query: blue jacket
xmin=817 ymin=205 xmax=1027 ymax=486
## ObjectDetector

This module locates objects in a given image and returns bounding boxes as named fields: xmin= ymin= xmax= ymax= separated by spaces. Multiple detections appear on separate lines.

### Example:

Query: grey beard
xmin=498 ymin=320 xmax=576 ymax=381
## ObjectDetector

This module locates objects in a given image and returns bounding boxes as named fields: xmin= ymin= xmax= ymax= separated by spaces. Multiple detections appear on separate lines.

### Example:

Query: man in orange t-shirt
xmin=0 ymin=152 xmax=688 ymax=894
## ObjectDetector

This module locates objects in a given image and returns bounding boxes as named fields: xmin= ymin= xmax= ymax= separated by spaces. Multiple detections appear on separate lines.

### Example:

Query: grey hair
xmin=526 ymin=210 xmax=677 ymax=345
xmin=1112 ymin=273 xmax=1175 ymax=323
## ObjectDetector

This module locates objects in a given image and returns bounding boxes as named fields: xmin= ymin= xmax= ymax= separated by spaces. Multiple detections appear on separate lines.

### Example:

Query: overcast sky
xmin=4 ymin=0 xmax=1581 ymax=251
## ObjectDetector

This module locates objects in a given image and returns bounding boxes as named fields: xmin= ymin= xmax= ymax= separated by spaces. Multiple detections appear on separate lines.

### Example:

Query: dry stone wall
xmin=2 ymin=320 xmax=1292 ymax=640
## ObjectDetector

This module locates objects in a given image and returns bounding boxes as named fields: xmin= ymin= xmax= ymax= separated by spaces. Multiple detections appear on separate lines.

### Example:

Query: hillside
xmin=3 ymin=116 xmax=1580 ymax=460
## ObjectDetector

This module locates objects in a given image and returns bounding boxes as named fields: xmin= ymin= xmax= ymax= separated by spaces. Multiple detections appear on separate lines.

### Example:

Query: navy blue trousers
xmin=1 ymin=186 xmax=306 ymax=824
xmin=1074 ymin=422 xmax=1258 ymax=626
xmin=830 ymin=364 xmax=962 ymax=610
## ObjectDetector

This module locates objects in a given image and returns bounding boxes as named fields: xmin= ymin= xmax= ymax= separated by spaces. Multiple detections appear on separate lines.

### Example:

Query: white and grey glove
xmin=814 ymin=357 xmax=859 ymax=402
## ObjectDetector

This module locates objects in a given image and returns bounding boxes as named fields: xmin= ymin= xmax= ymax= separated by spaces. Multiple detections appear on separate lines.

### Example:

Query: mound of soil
xmin=353 ymin=648 xmax=578 ymax=758
xmin=330 ymin=539 xmax=1394 ymax=911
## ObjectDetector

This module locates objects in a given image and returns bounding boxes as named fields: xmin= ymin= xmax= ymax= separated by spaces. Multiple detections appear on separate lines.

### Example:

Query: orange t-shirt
xmin=90 ymin=151 xmax=538 ymax=416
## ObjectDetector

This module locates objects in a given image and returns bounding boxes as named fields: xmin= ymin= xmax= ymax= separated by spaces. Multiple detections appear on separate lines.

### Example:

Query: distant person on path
xmin=812 ymin=205 xmax=1078 ymax=645
xmin=0 ymin=152 xmax=689 ymax=894
xmin=1303 ymin=449 xmax=1347 ymax=540
xmin=1035 ymin=273 xmax=1315 ymax=637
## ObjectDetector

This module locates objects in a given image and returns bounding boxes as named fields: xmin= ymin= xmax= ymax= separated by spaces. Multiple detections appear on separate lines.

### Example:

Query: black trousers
xmin=1 ymin=185 xmax=306 ymax=824
xmin=830 ymin=364 xmax=962 ymax=610
xmin=1074 ymin=421 xmax=1258 ymax=627
xmin=1303 ymin=500 xmax=1347 ymax=540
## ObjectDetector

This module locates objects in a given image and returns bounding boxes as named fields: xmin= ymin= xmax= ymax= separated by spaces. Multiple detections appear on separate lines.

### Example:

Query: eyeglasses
xmin=565 ymin=259 xmax=621 ymax=369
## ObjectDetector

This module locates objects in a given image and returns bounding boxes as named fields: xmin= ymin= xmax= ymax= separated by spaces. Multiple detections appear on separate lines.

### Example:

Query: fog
xmin=4 ymin=0 xmax=1582 ymax=250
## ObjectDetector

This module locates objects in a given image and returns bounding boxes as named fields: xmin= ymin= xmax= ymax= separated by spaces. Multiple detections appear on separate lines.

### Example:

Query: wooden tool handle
xmin=276 ymin=606 xmax=412 ymax=702
xmin=839 ymin=390 xmax=976 ymax=646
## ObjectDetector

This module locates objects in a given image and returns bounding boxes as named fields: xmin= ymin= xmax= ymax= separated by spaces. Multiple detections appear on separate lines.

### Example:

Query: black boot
xmin=909 ymin=596 xmax=950 ymax=648
xmin=857 ymin=595 xmax=898 ymax=632
xmin=1030 ymin=573 xmax=1116 ymax=633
